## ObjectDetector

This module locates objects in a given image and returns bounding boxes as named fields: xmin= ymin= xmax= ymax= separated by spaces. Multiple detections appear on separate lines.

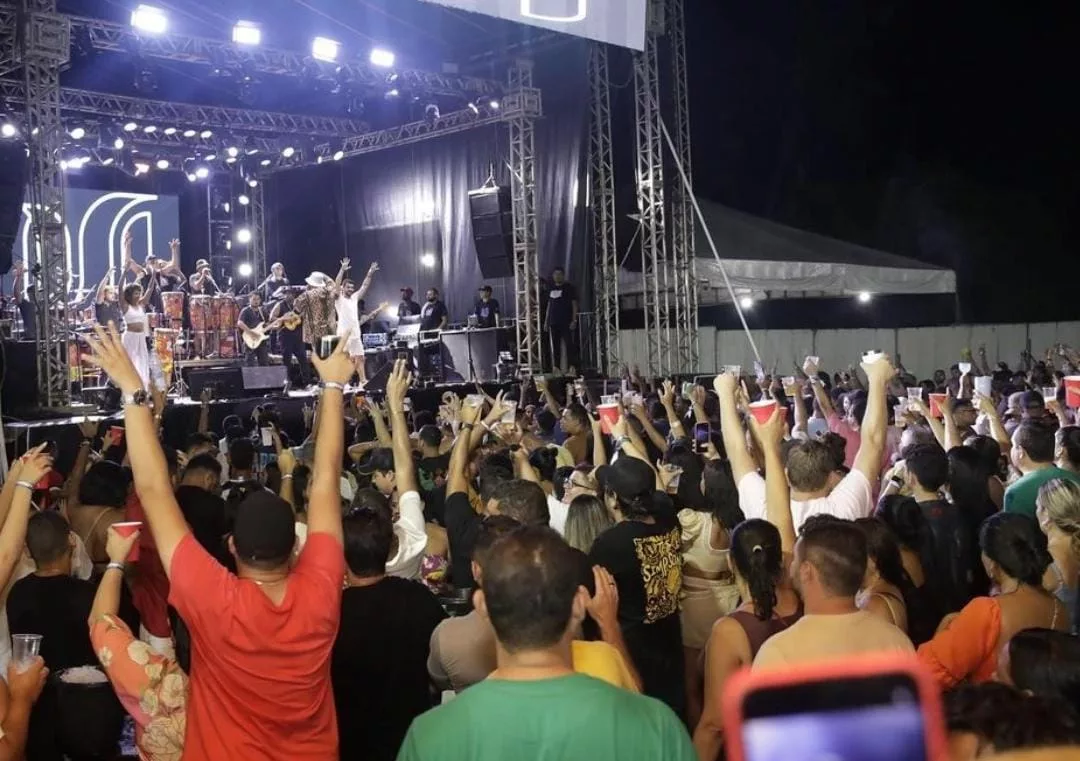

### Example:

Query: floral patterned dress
xmin=91 ymin=614 xmax=188 ymax=761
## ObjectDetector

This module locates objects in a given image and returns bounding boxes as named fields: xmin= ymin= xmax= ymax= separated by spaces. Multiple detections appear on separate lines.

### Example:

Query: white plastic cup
xmin=12 ymin=633 xmax=42 ymax=673
xmin=973 ymin=376 xmax=993 ymax=397
xmin=907 ymin=387 xmax=924 ymax=401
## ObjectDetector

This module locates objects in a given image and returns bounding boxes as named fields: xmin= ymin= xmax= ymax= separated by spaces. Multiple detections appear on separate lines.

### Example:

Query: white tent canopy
xmin=619 ymin=201 xmax=956 ymax=301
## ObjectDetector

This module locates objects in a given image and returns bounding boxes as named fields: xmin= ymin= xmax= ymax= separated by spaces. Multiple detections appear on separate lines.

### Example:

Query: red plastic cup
xmin=112 ymin=521 xmax=143 ymax=562
xmin=928 ymin=393 xmax=947 ymax=418
xmin=1065 ymin=377 xmax=1080 ymax=409
xmin=597 ymin=404 xmax=620 ymax=435
xmin=749 ymin=400 xmax=778 ymax=425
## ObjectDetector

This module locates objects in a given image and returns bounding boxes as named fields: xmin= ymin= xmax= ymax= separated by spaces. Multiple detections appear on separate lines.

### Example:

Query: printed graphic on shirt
xmin=633 ymin=528 xmax=681 ymax=623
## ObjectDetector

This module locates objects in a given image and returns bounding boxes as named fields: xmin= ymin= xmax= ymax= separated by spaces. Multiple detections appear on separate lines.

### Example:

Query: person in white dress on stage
xmin=335 ymin=260 xmax=380 ymax=382
xmin=121 ymin=281 xmax=154 ymax=388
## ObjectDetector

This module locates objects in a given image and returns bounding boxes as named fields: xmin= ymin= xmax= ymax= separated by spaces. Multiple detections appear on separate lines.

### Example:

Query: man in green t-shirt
xmin=1005 ymin=421 xmax=1080 ymax=518
xmin=396 ymin=526 xmax=695 ymax=761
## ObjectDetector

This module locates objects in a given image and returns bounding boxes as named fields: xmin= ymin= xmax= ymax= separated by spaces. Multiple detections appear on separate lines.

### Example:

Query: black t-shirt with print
xmin=473 ymin=299 xmax=500 ymax=328
xmin=420 ymin=299 xmax=447 ymax=331
xmin=332 ymin=578 xmax=446 ymax=761
xmin=546 ymin=281 xmax=578 ymax=326
xmin=589 ymin=493 xmax=685 ymax=717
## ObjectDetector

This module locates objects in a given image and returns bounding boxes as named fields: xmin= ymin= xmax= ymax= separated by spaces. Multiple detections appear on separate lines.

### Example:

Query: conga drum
xmin=68 ymin=340 xmax=82 ymax=384
xmin=162 ymin=291 xmax=185 ymax=325
xmin=153 ymin=328 xmax=177 ymax=385
xmin=190 ymin=295 xmax=214 ymax=332
xmin=147 ymin=312 xmax=162 ymax=330
xmin=218 ymin=331 xmax=237 ymax=359
xmin=215 ymin=296 xmax=239 ymax=331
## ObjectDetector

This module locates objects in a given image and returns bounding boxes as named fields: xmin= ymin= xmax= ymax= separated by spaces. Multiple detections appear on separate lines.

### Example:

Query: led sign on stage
xmin=420 ymin=0 xmax=647 ymax=51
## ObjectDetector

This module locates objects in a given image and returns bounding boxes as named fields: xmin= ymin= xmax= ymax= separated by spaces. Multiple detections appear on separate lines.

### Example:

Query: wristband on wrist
xmin=613 ymin=436 xmax=631 ymax=450
xmin=15 ymin=480 xmax=35 ymax=492
xmin=281 ymin=474 xmax=294 ymax=480
xmin=106 ymin=561 xmax=125 ymax=573
xmin=321 ymin=382 xmax=345 ymax=392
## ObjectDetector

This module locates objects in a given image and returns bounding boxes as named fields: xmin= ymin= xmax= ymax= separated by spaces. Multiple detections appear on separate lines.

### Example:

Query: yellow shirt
xmin=571 ymin=640 xmax=640 ymax=692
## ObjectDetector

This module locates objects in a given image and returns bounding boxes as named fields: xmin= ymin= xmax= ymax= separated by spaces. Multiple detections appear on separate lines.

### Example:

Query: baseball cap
xmin=478 ymin=285 xmax=492 ymax=293
xmin=232 ymin=491 xmax=296 ymax=563
xmin=401 ymin=287 xmax=414 ymax=296
xmin=596 ymin=456 xmax=655 ymax=501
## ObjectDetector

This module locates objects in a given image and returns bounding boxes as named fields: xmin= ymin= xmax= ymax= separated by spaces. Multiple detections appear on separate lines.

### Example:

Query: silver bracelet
xmin=321 ymin=382 xmax=345 ymax=392
xmin=106 ymin=561 xmax=125 ymax=573
xmin=281 ymin=474 xmax=294 ymax=480
xmin=14 ymin=480 xmax=35 ymax=492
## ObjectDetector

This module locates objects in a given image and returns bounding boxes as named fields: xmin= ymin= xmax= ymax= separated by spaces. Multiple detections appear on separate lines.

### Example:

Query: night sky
xmin=54 ymin=0 xmax=1079 ymax=324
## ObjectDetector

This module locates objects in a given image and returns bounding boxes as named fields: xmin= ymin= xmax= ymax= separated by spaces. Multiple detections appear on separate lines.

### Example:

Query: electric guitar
xmin=241 ymin=313 xmax=301 ymax=349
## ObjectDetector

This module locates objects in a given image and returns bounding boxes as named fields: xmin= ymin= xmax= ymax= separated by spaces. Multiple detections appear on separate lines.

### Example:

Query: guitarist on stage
xmin=238 ymin=291 xmax=271 ymax=366
xmin=268 ymin=287 xmax=310 ymax=387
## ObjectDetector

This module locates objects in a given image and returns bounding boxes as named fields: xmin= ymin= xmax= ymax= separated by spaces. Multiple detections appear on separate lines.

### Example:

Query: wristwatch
xmin=122 ymin=389 xmax=151 ymax=407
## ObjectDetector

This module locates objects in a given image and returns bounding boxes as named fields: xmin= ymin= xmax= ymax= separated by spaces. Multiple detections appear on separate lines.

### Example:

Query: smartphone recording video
xmin=693 ymin=422 xmax=710 ymax=453
xmin=723 ymin=657 xmax=945 ymax=761
xmin=318 ymin=335 xmax=341 ymax=360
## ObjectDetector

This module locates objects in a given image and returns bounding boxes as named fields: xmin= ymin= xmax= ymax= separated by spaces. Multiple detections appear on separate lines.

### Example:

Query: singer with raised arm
xmin=335 ymin=260 xmax=379 ymax=368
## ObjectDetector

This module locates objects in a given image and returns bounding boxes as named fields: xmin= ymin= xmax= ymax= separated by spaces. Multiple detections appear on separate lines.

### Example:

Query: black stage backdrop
xmin=264 ymin=42 xmax=591 ymax=323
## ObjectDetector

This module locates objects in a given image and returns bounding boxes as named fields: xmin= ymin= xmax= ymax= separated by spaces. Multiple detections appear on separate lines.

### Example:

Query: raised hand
xmin=7 ymin=657 xmax=47 ymax=705
xmin=311 ymin=329 xmax=355 ymax=385
xmin=860 ymin=354 xmax=897 ymax=386
xmin=168 ymin=238 xmax=180 ymax=252
xmin=77 ymin=418 xmax=100 ymax=440
xmin=386 ymin=358 xmax=412 ymax=415
xmin=367 ymin=262 xmax=380 ymax=275
xmin=747 ymin=403 xmax=785 ymax=449
xmin=105 ymin=525 xmax=140 ymax=565
xmin=586 ymin=566 xmax=619 ymax=630
xmin=18 ymin=443 xmax=54 ymax=486
xmin=713 ymin=372 xmax=737 ymax=398
xmin=660 ymin=380 xmax=675 ymax=407
xmin=84 ymin=323 xmax=143 ymax=394
xmin=339 ymin=258 xmax=351 ymax=271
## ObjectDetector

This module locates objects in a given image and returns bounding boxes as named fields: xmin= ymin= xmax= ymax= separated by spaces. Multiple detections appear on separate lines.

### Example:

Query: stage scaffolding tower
xmin=668 ymin=0 xmax=699 ymax=374
xmin=634 ymin=0 xmax=671 ymax=377
xmin=14 ymin=0 xmax=70 ymax=406
xmin=589 ymin=42 xmax=619 ymax=377
xmin=506 ymin=59 xmax=542 ymax=371
xmin=248 ymin=182 xmax=267 ymax=287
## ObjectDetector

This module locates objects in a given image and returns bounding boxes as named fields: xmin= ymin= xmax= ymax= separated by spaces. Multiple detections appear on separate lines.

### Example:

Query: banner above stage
xmin=420 ymin=0 xmax=647 ymax=51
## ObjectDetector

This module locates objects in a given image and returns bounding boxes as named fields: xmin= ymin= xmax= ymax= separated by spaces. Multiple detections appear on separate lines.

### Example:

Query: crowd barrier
xmin=614 ymin=321 xmax=1080 ymax=380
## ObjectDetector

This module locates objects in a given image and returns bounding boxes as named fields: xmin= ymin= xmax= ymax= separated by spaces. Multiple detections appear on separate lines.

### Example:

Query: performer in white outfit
xmin=121 ymin=281 xmax=153 ymax=388
xmin=335 ymin=260 xmax=381 ymax=381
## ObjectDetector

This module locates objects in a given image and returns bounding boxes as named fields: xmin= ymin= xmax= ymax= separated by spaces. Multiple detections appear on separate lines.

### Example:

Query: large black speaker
xmin=241 ymin=365 xmax=289 ymax=390
xmin=468 ymin=186 xmax=513 ymax=279
xmin=0 ymin=140 xmax=29 ymax=274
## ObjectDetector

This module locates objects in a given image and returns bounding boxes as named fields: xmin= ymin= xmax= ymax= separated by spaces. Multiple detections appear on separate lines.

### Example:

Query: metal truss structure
xmin=506 ymin=59 xmax=543 ymax=371
xmin=247 ymin=181 xmax=267 ymax=287
xmin=668 ymin=0 xmax=699 ymax=374
xmin=64 ymin=13 xmax=501 ymax=98
xmin=634 ymin=0 xmax=671 ymax=378
xmin=7 ymin=0 xmax=71 ymax=406
xmin=588 ymin=42 xmax=619 ymax=376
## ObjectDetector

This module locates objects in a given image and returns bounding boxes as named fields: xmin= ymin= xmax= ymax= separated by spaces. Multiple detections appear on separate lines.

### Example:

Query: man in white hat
xmin=293 ymin=259 xmax=348 ymax=348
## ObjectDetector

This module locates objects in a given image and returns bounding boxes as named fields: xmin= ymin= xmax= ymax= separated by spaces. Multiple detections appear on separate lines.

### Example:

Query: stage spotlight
xmin=739 ymin=296 xmax=754 ymax=309
xmin=370 ymin=48 xmax=395 ymax=68
xmin=123 ymin=121 xmax=138 ymax=132
xmin=238 ymin=193 xmax=250 ymax=206
xmin=330 ymin=138 xmax=345 ymax=161
xmin=232 ymin=20 xmax=260 ymax=46
xmin=386 ymin=88 xmax=400 ymax=98
xmin=237 ymin=261 xmax=253 ymax=277
xmin=1 ymin=121 xmax=18 ymax=139
xmin=200 ymin=129 xmax=213 ymax=139
xmin=857 ymin=291 xmax=873 ymax=304
xmin=101 ymin=155 xmax=114 ymax=166
xmin=182 ymin=128 xmax=196 ymax=138
xmin=226 ymin=145 xmax=239 ymax=158
xmin=195 ymin=164 xmax=210 ymax=179
xmin=243 ymin=136 xmax=259 ymax=155
xmin=419 ymin=252 xmax=437 ymax=268
xmin=281 ymin=146 xmax=295 ymax=158
xmin=155 ymin=157 xmax=169 ymax=170
xmin=131 ymin=4 xmax=167 ymax=35
xmin=68 ymin=125 xmax=86 ymax=140
xmin=134 ymin=160 xmax=150 ymax=175
xmin=143 ymin=124 xmax=157 ymax=133
xmin=186 ymin=172 xmax=196 ymax=182
xmin=489 ymin=99 xmax=501 ymax=110
xmin=163 ymin=126 xmax=176 ymax=135
xmin=467 ymin=102 xmax=480 ymax=116
xmin=312 ymin=36 xmax=340 ymax=63
xmin=424 ymin=104 xmax=440 ymax=124
xmin=236 ymin=229 xmax=253 ymax=245
xmin=259 ymin=158 xmax=271 ymax=167
xmin=247 ymin=178 xmax=258 ymax=188
xmin=203 ymin=152 xmax=217 ymax=161
xmin=225 ymin=156 xmax=237 ymax=165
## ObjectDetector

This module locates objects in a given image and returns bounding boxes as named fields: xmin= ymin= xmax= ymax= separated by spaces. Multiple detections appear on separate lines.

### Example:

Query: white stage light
xmin=123 ymin=121 xmax=138 ymax=132
xmin=739 ymin=296 xmax=754 ymax=309
xmin=281 ymin=146 xmax=295 ymax=158
xmin=489 ymin=99 xmax=501 ymax=110
xmin=131 ymin=5 xmax=168 ymax=35
xmin=247 ymin=178 xmax=259 ymax=188
xmin=312 ymin=37 xmax=340 ymax=63
xmin=858 ymin=291 xmax=873 ymax=304
xmin=232 ymin=20 xmax=261 ymax=46
xmin=237 ymin=261 xmax=254 ymax=276
xmin=0 ymin=123 xmax=17 ymax=138
xmin=155 ymin=158 xmax=169 ymax=169
xmin=238 ymin=194 xmax=250 ymax=206
xmin=236 ymin=228 xmax=252 ymax=245
xmin=68 ymin=126 xmax=86 ymax=140
xmin=370 ymin=48 xmax=395 ymax=68
xmin=203 ymin=152 xmax=217 ymax=161
xmin=182 ymin=128 xmax=196 ymax=138
xmin=194 ymin=165 xmax=209 ymax=179
xmin=134 ymin=160 xmax=150 ymax=175
xmin=186 ymin=172 xmax=197 ymax=182
xmin=163 ymin=127 xmax=177 ymax=135
xmin=200 ymin=129 xmax=213 ymax=139
xmin=420 ymin=253 xmax=437 ymax=268
xmin=102 ymin=156 xmax=115 ymax=166
xmin=226 ymin=146 xmax=239 ymax=158
xmin=259 ymin=158 xmax=271 ymax=167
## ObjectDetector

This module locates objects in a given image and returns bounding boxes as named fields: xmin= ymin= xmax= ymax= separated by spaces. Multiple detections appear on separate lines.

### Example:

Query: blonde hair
xmin=1038 ymin=478 xmax=1080 ymax=554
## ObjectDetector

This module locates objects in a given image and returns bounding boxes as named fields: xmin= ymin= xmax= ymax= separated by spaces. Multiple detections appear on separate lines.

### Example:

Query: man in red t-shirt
xmin=87 ymin=322 xmax=357 ymax=761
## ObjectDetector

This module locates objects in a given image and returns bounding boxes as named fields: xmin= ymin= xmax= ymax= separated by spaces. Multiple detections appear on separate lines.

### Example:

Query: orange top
xmin=917 ymin=596 xmax=1002 ymax=688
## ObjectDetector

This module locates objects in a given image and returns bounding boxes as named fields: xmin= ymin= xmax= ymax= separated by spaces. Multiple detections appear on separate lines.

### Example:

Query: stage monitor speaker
xmin=0 ymin=140 xmax=30 ymax=274
xmin=241 ymin=365 xmax=289 ymax=391
xmin=185 ymin=366 xmax=243 ymax=398
xmin=468 ymin=186 xmax=513 ymax=279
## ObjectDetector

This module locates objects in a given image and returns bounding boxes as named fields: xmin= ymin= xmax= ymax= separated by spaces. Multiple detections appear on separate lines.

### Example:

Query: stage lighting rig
xmin=163 ymin=127 xmax=177 ymax=136
xmin=236 ymin=228 xmax=253 ymax=245
xmin=312 ymin=37 xmax=340 ymax=63
xmin=233 ymin=20 xmax=261 ymax=46
xmin=131 ymin=5 xmax=168 ymax=35
xmin=370 ymin=48 xmax=395 ymax=68
xmin=68 ymin=124 xmax=86 ymax=140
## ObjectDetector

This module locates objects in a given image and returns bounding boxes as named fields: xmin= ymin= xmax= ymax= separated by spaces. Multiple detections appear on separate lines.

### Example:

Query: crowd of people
xmin=1 ymin=329 xmax=1080 ymax=759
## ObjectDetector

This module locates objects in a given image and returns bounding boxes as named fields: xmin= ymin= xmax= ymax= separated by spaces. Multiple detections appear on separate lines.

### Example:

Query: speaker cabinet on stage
xmin=469 ymin=186 xmax=513 ymax=279
xmin=185 ymin=366 xmax=243 ymax=398
xmin=241 ymin=365 xmax=289 ymax=391
xmin=0 ymin=141 xmax=29 ymax=274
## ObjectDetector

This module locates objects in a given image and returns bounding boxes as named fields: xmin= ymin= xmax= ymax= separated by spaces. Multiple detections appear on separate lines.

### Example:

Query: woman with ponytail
xmin=917 ymin=512 xmax=1068 ymax=688
xmin=1037 ymin=478 xmax=1080 ymax=631
xmin=692 ymin=519 xmax=801 ymax=761
xmin=854 ymin=518 xmax=937 ymax=644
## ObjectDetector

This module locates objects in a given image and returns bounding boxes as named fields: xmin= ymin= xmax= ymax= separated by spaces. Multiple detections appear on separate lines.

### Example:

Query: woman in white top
xmin=120 ymin=282 xmax=153 ymax=388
